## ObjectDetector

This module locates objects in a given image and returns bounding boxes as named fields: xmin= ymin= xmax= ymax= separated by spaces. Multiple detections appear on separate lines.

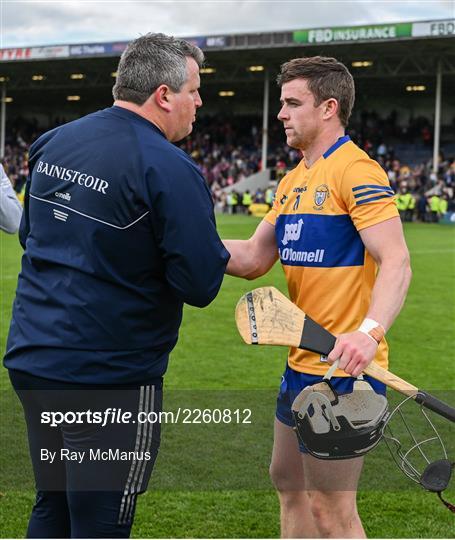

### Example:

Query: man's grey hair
xmin=112 ymin=33 xmax=204 ymax=105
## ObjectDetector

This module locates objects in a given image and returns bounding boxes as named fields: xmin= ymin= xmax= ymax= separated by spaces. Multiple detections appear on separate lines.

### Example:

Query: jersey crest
xmin=313 ymin=184 xmax=329 ymax=210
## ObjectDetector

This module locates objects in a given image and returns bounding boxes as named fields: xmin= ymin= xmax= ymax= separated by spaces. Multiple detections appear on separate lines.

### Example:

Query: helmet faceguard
xmin=383 ymin=393 xmax=455 ymax=513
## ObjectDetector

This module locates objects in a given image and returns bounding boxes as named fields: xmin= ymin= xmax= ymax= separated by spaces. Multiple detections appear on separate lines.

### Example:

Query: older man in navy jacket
xmin=4 ymin=33 xmax=229 ymax=538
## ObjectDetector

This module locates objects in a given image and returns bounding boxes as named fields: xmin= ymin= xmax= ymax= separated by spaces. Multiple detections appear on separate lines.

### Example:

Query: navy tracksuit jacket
xmin=4 ymin=106 xmax=230 ymax=384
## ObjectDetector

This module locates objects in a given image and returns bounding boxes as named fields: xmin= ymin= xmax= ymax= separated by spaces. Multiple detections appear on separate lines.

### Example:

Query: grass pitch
xmin=0 ymin=215 xmax=454 ymax=538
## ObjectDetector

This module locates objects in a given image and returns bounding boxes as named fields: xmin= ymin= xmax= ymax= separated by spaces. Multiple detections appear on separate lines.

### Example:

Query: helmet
xmin=292 ymin=362 xmax=455 ymax=512
xmin=291 ymin=362 xmax=389 ymax=460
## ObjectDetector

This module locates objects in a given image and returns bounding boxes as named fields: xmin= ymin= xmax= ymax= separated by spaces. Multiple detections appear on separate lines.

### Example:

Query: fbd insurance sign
xmin=293 ymin=19 xmax=455 ymax=44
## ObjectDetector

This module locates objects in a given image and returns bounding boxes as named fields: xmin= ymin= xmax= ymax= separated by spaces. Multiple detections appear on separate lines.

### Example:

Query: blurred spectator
xmin=439 ymin=195 xmax=448 ymax=218
xmin=429 ymin=194 xmax=441 ymax=222
xmin=396 ymin=184 xmax=415 ymax=222
xmin=417 ymin=194 xmax=428 ymax=222
xmin=254 ymin=188 xmax=265 ymax=204
xmin=242 ymin=190 xmax=253 ymax=214
xmin=377 ymin=142 xmax=387 ymax=157
xmin=265 ymin=186 xmax=274 ymax=209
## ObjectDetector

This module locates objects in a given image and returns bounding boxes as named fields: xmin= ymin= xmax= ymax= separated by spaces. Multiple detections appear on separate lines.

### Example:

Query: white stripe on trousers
xmin=118 ymin=384 xmax=156 ymax=525
xmin=123 ymin=385 xmax=156 ymax=523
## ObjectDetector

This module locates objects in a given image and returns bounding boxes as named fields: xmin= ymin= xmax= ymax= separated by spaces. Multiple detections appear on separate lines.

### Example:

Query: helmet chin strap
xmin=323 ymin=359 xmax=364 ymax=381
xmin=323 ymin=359 xmax=339 ymax=380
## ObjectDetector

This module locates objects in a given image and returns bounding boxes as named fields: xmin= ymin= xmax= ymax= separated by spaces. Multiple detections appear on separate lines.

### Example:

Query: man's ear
xmin=153 ymin=84 xmax=172 ymax=113
xmin=322 ymin=98 xmax=339 ymax=121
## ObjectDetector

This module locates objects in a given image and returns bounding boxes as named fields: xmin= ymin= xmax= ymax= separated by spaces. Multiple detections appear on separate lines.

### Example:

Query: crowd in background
xmin=3 ymin=113 xmax=455 ymax=223
xmin=348 ymin=109 xmax=444 ymax=151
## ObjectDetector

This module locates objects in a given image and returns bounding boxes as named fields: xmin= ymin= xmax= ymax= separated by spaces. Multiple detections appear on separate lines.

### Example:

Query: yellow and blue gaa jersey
xmin=264 ymin=135 xmax=398 ymax=376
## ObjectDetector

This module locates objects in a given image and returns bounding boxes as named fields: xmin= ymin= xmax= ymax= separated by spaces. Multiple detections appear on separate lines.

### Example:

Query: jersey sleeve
xmin=341 ymin=157 xmax=399 ymax=231
xmin=263 ymin=175 xmax=289 ymax=227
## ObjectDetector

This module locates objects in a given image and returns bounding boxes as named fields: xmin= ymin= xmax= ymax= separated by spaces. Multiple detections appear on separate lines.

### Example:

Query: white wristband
xmin=358 ymin=318 xmax=385 ymax=345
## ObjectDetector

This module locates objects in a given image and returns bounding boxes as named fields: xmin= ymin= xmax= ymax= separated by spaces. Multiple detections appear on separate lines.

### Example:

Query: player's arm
xmin=360 ymin=216 xmax=412 ymax=330
xmin=328 ymin=156 xmax=412 ymax=376
xmin=328 ymin=216 xmax=412 ymax=376
xmin=0 ymin=166 xmax=23 ymax=234
xmin=224 ymin=219 xmax=278 ymax=279
xmin=18 ymin=135 xmax=50 ymax=248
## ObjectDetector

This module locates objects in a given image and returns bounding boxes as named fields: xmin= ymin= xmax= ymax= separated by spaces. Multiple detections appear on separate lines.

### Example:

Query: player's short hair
xmin=277 ymin=56 xmax=355 ymax=127
xmin=112 ymin=33 xmax=204 ymax=105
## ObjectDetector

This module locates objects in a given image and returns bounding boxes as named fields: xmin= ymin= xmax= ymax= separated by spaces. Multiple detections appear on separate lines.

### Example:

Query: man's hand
xmin=327 ymin=332 xmax=378 ymax=377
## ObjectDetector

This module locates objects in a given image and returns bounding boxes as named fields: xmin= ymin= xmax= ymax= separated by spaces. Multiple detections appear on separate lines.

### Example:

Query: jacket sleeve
xmin=145 ymin=154 xmax=230 ymax=308
xmin=0 ymin=165 xmax=23 ymax=234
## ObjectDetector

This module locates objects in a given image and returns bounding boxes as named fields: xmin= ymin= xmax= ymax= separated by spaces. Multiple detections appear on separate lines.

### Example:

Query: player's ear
xmin=153 ymin=84 xmax=172 ymax=113
xmin=322 ymin=98 xmax=339 ymax=121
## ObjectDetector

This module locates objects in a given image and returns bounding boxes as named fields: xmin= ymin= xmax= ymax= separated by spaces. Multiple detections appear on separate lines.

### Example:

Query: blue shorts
xmin=276 ymin=363 xmax=387 ymax=453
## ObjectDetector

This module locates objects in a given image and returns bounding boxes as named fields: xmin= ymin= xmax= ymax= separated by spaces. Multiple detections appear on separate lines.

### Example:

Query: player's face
xmin=170 ymin=57 xmax=202 ymax=142
xmin=277 ymin=79 xmax=325 ymax=150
